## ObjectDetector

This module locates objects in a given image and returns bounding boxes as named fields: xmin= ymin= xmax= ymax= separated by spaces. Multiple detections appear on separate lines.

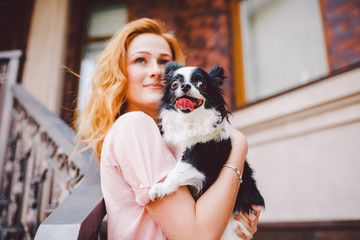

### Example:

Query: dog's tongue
xmin=175 ymin=98 xmax=194 ymax=112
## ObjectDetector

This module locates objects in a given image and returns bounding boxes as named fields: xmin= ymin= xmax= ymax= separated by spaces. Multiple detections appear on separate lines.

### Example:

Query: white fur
xmin=174 ymin=67 xmax=196 ymax=83
xmin=149 ymin=161 xmax=205 ymax=201
xmin=159 ymin=105 xmax=229 ymax=158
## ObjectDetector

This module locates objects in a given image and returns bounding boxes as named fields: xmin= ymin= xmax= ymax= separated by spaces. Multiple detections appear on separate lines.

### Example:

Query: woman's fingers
xmin=250 ymin=205 xmax=261 ymax=227
xmin=235 ymin=225 xmax=253 ymax=240
xmin=233 ymin=212 xmax=251 ymax=239
xmin=233 ymin=205 xmax=262 ymax=239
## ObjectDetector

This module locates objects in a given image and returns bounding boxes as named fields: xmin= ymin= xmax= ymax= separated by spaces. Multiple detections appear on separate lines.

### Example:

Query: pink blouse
xmin=100 ymin=111 xmax=176 ymax=240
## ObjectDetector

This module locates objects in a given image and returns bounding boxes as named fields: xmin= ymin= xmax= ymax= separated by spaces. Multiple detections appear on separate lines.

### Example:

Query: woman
xmin=77 ymin=18 xmax=261 ymax=239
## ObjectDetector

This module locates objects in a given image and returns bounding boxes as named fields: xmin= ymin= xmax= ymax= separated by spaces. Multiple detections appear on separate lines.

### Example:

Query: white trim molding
xmin=231 ymin=67 xmax=360 ymax=148
xmin=230 ymin=67 xmax=360 ymax=223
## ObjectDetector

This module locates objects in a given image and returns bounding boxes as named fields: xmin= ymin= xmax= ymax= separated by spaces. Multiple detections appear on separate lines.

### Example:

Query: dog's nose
xmin=181 ymin=83 xmax=191 ymax=92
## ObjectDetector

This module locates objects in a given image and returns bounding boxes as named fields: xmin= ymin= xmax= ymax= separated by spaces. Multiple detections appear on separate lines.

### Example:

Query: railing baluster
xmin=1 ymin=50 xmax=106 ymax=240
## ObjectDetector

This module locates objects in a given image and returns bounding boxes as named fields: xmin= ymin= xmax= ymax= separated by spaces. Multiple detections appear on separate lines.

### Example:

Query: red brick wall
xmin=128 ymin=0 xmax=234 ymax=106
xmin=321 ymin=0 xmax=360 ymax=71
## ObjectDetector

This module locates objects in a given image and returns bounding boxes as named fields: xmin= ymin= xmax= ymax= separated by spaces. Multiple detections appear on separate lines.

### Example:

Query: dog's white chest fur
xmin=149 ymin=105 xmax=230 ymax=202
xmin=159 ymin=106 xmax=229 ymax=158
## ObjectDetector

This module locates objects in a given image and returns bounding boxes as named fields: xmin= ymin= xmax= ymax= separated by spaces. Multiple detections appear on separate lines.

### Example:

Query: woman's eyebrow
xmin=129 ymin=51 xmax=150 ymax=58
xmin=129 ymin=51 xmax=172 ymax=58
xmin=159 ymin=53 xmax=172 ymax=58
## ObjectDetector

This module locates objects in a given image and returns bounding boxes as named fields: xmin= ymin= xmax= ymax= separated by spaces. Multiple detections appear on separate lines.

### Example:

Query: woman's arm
xmin=146 ymin=127 xmax=248 ymax=240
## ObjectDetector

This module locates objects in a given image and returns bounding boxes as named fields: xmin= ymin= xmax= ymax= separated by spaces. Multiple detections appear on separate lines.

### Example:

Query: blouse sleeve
xmin=102 ymin=111 xmax=176 ymax=206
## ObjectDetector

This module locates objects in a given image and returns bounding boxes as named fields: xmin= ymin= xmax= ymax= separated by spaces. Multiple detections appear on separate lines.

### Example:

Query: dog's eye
xmin=171 ymin=80 xmax=179 ymax=89
xmin=197 ymin=81 xmax=206 ymax=90
xmin=194 ymin=76 xmax=202 ymax=82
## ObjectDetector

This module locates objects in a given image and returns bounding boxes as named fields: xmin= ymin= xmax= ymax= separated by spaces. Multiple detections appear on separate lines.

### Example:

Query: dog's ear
xmin=165 ymin=61 xmax=182 ymax=77
xmin=208 ymin=66 xmax=225 ymax=86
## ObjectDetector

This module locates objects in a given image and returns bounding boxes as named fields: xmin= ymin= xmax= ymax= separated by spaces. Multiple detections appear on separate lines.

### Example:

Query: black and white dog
xmin=149 ymin=62 xmax=265 ymax=239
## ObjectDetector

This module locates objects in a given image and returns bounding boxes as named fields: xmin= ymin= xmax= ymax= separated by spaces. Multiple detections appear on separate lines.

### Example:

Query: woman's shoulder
xmin=105 ymin=111 xmax=159 ymax=141
xmin=113 ymin=111 xmax=156 ymax=128
xmin=102 ymin=112 xmax=157 ymax=157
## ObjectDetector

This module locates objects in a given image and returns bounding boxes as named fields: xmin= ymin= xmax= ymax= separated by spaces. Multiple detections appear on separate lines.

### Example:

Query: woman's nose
xmin=149 ymin=61 xmax=162 ymax=78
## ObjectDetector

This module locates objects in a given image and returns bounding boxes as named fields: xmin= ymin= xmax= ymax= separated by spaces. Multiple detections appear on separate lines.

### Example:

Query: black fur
xmin=160 ymin=62 xmax=265 ymax=213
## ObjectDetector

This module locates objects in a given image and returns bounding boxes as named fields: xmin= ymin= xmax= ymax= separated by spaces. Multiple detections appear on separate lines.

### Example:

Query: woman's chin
xmin=146 ymin=93 xmax=162 ymax=105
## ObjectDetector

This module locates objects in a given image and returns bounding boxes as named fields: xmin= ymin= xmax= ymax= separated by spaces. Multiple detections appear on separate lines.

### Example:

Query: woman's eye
xmin=171 ymin=80 xmax=179 ymax=89
xmin=197 ymin=81 xmax=206 ymax=90
xmin=159 ymin=59 xmax=169 ymax=65
xmin=135 ymin=58 xmax=145 ymax=64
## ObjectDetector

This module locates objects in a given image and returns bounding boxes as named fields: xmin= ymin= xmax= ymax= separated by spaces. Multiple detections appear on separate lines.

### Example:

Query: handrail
xmin=0 ymin=49 xmax=106 ymax=239
xmin=0 ymin=50 xmax=22 ymax=176
xmin=10 ymin=85 xmax=106 ymax=239
xmin=35 ymin=172 xmax=105 ymax=240
xmin=11 ymin=84 xmax=89 ymax=174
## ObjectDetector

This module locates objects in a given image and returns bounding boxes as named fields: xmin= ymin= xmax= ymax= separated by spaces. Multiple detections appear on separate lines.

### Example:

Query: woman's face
xmin=126 ymin=33 xmax=173 ymax=116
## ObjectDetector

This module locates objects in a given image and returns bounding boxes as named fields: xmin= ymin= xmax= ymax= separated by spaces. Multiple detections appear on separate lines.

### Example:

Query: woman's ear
xmin=208 ymin=66 xmax=225 ymax=86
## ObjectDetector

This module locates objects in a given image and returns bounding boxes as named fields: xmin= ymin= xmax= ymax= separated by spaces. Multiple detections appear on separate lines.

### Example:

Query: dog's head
xmin=160 ymin=62 xmax=229 ymax=122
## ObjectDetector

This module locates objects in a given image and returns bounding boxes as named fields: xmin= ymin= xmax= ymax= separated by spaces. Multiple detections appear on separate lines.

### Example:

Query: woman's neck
xmin=126 ymin=104 xmax=158 ymax=122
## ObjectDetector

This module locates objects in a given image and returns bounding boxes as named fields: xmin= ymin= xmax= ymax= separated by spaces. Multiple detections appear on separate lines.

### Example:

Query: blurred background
xmin=0 ymin=0 xmax=359 ymax=239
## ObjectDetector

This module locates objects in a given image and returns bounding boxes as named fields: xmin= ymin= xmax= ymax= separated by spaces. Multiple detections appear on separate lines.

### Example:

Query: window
xmin=77 ymin=4 xmax=127 ymax=111
xmin=239 ymin=0 xmax=329 ymax=103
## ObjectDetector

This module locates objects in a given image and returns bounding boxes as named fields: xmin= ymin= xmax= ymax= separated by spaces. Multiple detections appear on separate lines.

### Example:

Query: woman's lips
xmin=144 ymin=83 xmax=164 ymax=89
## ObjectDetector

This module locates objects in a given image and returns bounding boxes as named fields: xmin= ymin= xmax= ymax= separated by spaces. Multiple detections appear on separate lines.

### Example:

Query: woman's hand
xmin=234 ymin=205 xmax=262 ymax=239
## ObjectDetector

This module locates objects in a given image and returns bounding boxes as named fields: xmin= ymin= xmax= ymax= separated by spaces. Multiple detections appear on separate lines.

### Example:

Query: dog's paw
xmin=149 ymin=182 xmax=178 ymax=201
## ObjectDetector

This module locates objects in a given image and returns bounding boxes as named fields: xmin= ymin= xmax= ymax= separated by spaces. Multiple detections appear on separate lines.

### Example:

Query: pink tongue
xmin=175 ymin=98 xmax=194 ymax=112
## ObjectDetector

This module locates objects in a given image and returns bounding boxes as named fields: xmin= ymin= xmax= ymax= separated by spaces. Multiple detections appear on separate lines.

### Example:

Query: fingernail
xmin=251 ymin=209 xmax=257 ymax=216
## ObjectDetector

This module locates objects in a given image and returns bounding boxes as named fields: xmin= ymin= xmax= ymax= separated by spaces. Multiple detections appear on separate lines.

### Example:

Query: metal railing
xmin=0 ymin=50 xmax=106 ymax=240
